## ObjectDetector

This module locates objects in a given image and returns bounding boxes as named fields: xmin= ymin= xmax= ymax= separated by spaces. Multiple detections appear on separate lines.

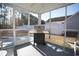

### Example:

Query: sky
xmin=41 ymin=3 xmax=79 ymax=21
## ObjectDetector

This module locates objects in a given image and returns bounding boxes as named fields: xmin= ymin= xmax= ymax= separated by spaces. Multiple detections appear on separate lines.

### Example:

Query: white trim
xmin=12 ymin=9 xmax=16 ymax=55
xmin=49 ymin=11 xmax=51 ymax=36
xmin=64 ymin=6 xmax=67 ymax=50
xmin=1 ymin=0 xmax=79 ymax=3
xmin=28 ymin=11 xmax=30 ymax=26
xmin=49 ymin=11 xmax=51 ymax=22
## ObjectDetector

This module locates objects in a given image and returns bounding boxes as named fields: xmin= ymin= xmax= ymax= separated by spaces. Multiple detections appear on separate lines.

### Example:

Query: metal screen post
xmin=64 ymin=6 xmax=67 ymax=50
xmin=28 ymin=11 xmax=30 ymax=26
xmin=38 ymin=13 xmax=41 ymax=25
xmin=12 ymin=8 xmax=16 ymax=56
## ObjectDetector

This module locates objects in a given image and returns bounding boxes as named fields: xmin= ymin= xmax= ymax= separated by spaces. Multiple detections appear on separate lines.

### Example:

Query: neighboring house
xmin=45 ymin=16 xmax=71 ymax=35
xmin=66 ymin=12 xmax=79 ymax=31
xmin=66 ymin=12 xmax=79 ymax=37
xmin=45 ymin=12 xmax=79 ymax=37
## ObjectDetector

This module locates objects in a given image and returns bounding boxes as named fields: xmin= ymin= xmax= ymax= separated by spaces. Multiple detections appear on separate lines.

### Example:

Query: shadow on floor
xmin=14 ymin=42 xmax=31 ymax=56
xmin=34 ymin=42 xmax=79 ymax=56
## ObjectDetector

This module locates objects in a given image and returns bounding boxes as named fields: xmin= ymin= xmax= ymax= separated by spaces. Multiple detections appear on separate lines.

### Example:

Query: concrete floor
xmin=17 ymin=45 xmax=42 ymax=56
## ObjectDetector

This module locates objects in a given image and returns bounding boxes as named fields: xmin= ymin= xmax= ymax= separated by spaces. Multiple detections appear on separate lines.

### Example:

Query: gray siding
xmin=66 ymin=12 xmax=79 ymax=31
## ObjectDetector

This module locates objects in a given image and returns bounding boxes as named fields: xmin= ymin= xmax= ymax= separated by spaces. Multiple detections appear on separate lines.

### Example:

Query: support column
xmin=28 ymin=12 xmax=30 ymax=26
xmin=49 ymin=11 xmax=51 ymax=22
xmin=12 ymin=8 xmax=16 ymax=55
xmin=38 ymin=13 xmax=41 ymax=25
xmin=64 ymin=6 xmax=67 ymax=50
xmin=12 ymin=9 xmax=16 ymax=46
xmin=27 ymin=11 xmax=31 ymax=38
xmin=49 ymin=11 xmax=51 ymax=39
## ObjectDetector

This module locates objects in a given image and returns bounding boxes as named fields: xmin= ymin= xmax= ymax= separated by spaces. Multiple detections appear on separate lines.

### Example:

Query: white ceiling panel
xmin=8 ymin=3 xmax=72 ymax=14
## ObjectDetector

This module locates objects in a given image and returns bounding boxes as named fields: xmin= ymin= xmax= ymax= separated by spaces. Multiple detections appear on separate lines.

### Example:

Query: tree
xmin=30 ymin=14 xmax=45 ymax=25
xmin=0 ymin=3 xmax=8 ymax=29
xmin=30 ymin=14 xmax=38 ymax=25
xmin=41 ymin=20 xmax=45 ymax=24
xmin=21 ymin=13 xmax=28 ymax=25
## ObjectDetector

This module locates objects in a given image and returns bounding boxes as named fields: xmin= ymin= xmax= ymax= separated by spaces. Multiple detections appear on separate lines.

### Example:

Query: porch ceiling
xmin=9 ymin=3 xmax=72 ymax=14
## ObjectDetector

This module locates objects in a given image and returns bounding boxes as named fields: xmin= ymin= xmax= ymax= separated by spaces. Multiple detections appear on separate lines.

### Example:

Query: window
xmin=49 ymin=7 xmax=65 ymax=35
xmin=51 ymin=7 xmax=65 ymax=18
xmin=41 ymin=12 xmax=50 ymax=24
xmin=66 ymin=4 xmax=79 ymax=54
xmin=30 ymin=12 xmax=38 ymax=25
xmin=15 ymin=11 xmax=28 ymax=28
xmin=67 ymin=3 xmax=79 ymax=31
xmin=44 ymin=7 xmax=65 ymax=46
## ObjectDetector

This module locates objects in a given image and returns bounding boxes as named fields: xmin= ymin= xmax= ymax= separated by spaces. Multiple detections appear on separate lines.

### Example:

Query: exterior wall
xmin=67 ymin=12 xmax=79 ymax=30
xmin=45 ymin=12 xmax=79 ymax=35
xmin=45 ymin=21 xmax=64 ymax=35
